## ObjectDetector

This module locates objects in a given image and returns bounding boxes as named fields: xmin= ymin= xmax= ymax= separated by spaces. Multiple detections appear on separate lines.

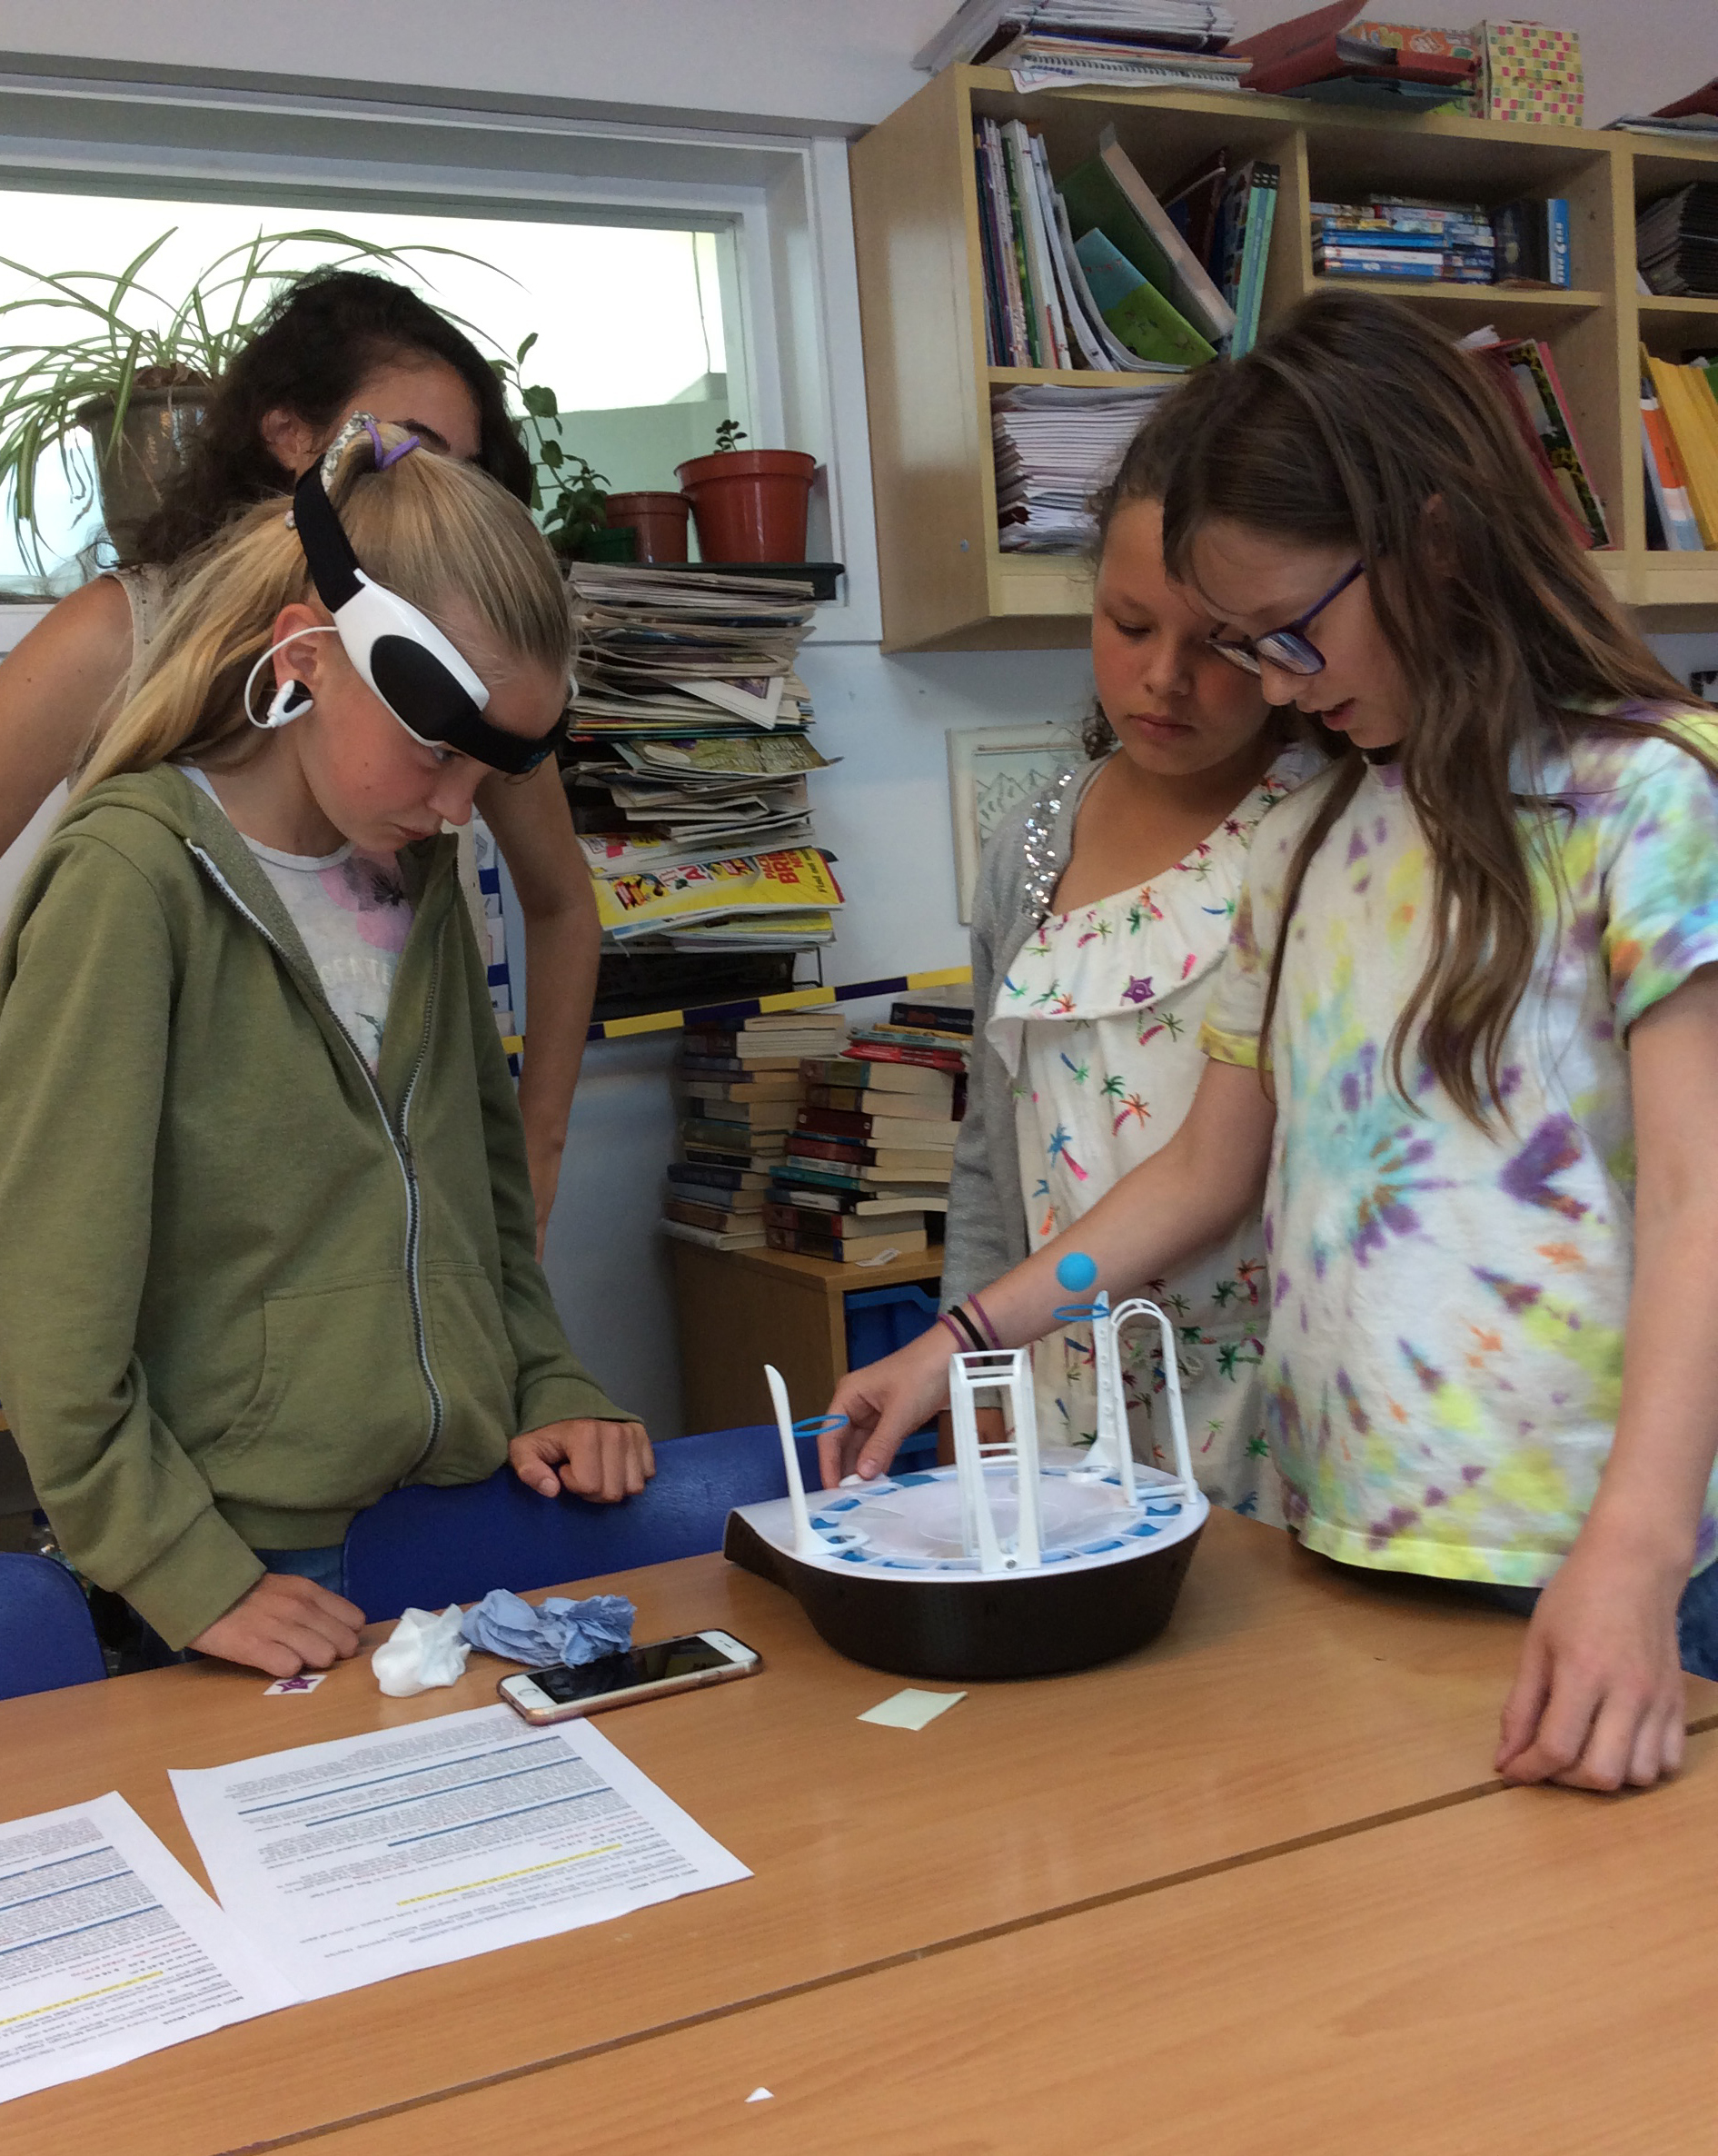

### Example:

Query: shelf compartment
xmin=851 ymin=67 xmax=1718 ymax=650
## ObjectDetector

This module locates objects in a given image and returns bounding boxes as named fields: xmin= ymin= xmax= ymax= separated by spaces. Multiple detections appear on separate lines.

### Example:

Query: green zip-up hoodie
xmin=0 ymin=765 xmax=631 ymax=1648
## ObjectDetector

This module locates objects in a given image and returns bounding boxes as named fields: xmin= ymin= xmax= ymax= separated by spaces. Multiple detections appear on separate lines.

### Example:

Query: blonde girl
xmin=830 ymin=291 xmax=1718 ymax=1794
xmin=0 ymin=421 xmax=649 ymax=1679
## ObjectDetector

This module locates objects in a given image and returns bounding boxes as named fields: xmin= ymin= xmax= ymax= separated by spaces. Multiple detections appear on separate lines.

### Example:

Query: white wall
xmin=5 ymin=0 xmax=1711 ymax=132
xmin=5 ymin=3 xmax=1717 ymax=1443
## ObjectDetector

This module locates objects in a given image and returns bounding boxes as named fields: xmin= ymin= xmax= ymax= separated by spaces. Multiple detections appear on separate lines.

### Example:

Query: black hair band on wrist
xmin=945 ymin=1303 xmax=988 ymax=1355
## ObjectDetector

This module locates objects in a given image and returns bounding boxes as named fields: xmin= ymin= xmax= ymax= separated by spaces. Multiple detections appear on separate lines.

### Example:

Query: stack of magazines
xmin=1638 ymin=183 xmax=1718 ymax=298
xmin=993 ymin=382 xmax=1178 ymax=550
xmin=565 ymin=565 xmax=843 ymax=953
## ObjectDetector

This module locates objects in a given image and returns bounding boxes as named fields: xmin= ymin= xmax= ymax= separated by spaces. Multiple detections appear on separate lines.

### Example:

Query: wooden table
xmin=321 ymin=1728 xmax=1718 ymax=2156
xmin=7 ymin=1515 xmax=1714 ymax=2153
xmin=669 ymin=1237 xmax=941 ymax=1430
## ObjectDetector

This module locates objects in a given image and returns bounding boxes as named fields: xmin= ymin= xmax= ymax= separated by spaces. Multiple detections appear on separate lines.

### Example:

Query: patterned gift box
xmin=1471 ymin=20 xmax=1584 ymax=124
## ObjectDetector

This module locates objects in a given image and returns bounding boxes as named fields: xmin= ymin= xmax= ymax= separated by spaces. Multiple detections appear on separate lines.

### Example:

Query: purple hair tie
xmin=364 ymin=418 xmax=421 ymax=470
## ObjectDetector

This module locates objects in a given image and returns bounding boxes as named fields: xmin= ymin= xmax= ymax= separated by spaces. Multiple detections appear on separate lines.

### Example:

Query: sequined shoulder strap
xmin=1020 ymin=765 xmax=1081 ymax=923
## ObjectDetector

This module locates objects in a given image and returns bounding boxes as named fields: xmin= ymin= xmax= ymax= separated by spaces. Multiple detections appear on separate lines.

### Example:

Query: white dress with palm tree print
xmin=990 ymin=749 xmax=1313 ymax=1519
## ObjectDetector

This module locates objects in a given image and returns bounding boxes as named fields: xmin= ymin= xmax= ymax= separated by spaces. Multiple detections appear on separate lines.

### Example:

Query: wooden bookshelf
xmin=849 ymin=68 xmax=1718 ymax=651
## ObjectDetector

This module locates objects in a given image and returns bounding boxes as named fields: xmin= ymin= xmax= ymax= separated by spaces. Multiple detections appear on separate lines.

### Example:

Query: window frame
xmin=0 ymin=65 xmax=880 ymax=647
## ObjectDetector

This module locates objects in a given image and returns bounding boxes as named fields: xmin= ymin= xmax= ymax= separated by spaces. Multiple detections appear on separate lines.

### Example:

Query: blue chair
xmin=0 ymin=1553 xmax=106 ymax=1699
xmin=342 ymin=1423 xmax=828 ymax=1624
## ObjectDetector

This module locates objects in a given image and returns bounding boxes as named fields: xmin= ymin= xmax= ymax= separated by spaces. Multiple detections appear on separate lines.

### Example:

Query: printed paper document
xmin=0 ymin=1793 xmax=299 ymax=2106
xmin=170 ymin=1704 xmax=750 ymax=1998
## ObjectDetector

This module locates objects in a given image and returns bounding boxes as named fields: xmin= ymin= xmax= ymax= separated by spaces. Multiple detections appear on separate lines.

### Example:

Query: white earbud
xmin=243 ymin=625 xmax=338 ymax=732
xmin=259 ymin=679 xmax=313 ymax=730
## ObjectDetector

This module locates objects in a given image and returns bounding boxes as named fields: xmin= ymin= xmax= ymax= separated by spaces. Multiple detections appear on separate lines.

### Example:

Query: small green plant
xmin=0 ymin=227 xmax=489 ymax=568
xmin=508 ymin=333 xmax=614 ymax=558
xmin=714 ymin=417 xmax=748 ymax=452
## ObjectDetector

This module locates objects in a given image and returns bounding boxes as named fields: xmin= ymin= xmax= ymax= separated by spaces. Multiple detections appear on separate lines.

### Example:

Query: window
xmin=0 ymin=63 xmax=878 ymax=637
xmin=0 ymin=191 xmax=741 ymax=592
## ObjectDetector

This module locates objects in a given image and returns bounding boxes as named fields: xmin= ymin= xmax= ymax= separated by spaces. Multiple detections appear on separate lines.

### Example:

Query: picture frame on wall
xmin=946 ymin=723 xmax=1083 ymax=924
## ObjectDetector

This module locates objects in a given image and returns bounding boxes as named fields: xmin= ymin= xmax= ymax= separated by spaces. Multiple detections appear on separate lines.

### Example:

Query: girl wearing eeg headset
xmin=830 ymin=292 xmax=1718 ymax=1793
xmin=0 ymin=419 xmax=650 ymax=1680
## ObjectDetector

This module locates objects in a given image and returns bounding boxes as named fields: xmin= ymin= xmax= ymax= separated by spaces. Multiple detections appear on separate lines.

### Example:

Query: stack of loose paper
xmin=168 ymin=1707 xmax=749 ymax=2001
xmin=0 ymin=1712 xmax=751 ymax=2103
xmin=993 ymin=382 xmax=1180 ymax=551
xmin=565 ymin=564 xmax=839 ymax=956
xmin=0 ymin=1793 xmax=299 ymax=2105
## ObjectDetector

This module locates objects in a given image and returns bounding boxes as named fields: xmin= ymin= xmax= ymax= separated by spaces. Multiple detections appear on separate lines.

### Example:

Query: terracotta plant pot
xmin=675 ymin=449 xmax=817 ymax=563
xmin=605 ymin=490 xmax=689 ymax=564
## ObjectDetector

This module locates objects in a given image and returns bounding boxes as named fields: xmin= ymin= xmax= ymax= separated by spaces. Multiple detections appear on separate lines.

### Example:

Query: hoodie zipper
xmin=188 ymin=843 xmax=447 ymax=1472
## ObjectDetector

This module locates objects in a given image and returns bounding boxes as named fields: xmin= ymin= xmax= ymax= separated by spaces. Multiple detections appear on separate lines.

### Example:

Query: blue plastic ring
xmin=793 ymin=1413 xmax=849 ymax=1437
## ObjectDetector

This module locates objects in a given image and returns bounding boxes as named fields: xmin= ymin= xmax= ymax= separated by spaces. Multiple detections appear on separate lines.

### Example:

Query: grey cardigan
xmin=941 ymin=758 xmax=1103 ymax=1311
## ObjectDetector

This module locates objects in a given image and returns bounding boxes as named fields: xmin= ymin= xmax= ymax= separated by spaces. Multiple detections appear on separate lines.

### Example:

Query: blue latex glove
xmin=461 ymin=1588 xmax=636 ymax=1668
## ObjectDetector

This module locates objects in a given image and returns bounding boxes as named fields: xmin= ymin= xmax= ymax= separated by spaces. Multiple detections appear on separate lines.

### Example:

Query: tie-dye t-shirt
xmin=1199 ymin=713 xmax=1718 ymax=1588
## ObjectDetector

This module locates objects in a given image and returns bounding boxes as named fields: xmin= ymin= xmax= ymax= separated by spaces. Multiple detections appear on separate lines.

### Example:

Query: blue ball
xmin=1055 ymin=1251 xmax=1098 ymax=1293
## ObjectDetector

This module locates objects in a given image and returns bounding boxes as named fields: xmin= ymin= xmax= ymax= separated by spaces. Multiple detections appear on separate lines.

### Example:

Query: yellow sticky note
xmin=858 ymin=1687 xmax=967 ymax=1730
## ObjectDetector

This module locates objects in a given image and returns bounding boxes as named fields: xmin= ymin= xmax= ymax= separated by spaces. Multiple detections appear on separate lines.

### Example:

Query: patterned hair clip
xmin=317 ymin=410 xmax=420 ymax=486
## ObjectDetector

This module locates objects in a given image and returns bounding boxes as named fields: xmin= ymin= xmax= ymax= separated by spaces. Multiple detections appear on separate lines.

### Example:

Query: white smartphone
xmin=497 ymin=1629 xmax=761 ymax=1724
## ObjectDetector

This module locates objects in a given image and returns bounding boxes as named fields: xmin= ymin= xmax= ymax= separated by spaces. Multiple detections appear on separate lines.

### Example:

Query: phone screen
xmin=523 ymin=1635 xmax=737 ymax=1705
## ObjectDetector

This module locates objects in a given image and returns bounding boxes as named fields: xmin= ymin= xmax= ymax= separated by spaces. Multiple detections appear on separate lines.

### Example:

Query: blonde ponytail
xmin=77 ymin=423 xmax=573 ymax=797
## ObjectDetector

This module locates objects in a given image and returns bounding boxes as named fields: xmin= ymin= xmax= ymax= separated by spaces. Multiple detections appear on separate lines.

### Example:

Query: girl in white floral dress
xmin=943 ymin=426 xmax=1317 ymax=1517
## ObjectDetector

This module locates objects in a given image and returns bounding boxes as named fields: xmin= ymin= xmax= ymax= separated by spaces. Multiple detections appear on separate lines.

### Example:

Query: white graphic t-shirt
xmin=185 ymin=769 xmax=412 ymax=1070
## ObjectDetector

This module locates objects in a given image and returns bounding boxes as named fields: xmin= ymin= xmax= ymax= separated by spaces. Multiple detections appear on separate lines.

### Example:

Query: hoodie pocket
xmin=208 ymin=1273 xmax=426 ymax=1507
xmin=420 ymin=1262 xmax=519 ymax=1470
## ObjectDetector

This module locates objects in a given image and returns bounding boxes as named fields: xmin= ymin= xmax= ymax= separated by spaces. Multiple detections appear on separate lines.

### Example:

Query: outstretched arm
xmin=475 ymin=760 xmax=601 ymax=1256
xmin=822 ymin=1058 xmax=1276 ymax=1484
xmin=1497 ymin=964 xmax=1718 ymax=1791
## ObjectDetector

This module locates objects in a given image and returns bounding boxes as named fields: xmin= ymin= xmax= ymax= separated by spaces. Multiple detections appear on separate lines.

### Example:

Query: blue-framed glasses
xmin=1207 ymin=561 xmax=1365 ymax=679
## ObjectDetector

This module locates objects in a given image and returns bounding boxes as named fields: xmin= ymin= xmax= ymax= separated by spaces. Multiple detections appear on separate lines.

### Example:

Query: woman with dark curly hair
xmin=0 ymin=269 xmax=593 ymax=1248
xmin=938 ymin=410 xmax=1318 ymax=1520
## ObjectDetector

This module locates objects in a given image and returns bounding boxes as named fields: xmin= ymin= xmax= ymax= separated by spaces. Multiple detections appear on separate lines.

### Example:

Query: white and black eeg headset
xmin=251 ymin=414 xmax=565 ymax=776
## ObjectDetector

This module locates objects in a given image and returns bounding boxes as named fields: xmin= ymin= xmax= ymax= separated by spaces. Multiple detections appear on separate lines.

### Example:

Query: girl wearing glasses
xmin=0 ymin=423 xmax=649 ymax=1679
xmin=830 ymin=290 xmax=1718 ymax=1794
xmin=942 ymin=422 xmax=1319 ymax=1518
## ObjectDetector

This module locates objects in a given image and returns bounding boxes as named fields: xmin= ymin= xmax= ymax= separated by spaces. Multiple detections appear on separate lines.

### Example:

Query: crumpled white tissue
xmin=372 ymin=1605 xmax=472 ymax=1696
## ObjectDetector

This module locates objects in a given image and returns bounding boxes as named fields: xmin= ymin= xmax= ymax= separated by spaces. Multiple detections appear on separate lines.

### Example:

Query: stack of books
xmin=1461 ymin=326 xmax=1609 ymax=550
xmin=916 ymin=2 xmax=1239 ymax=92
xmin=992 ymin=383 xmax=1180 ymax=551
xmin=976 ymin=122 xmax=1232 ymax=373
xmin=564 ymin=565 xmax=842 ymax=956
xmin=1230 ymin=13 xmax=1480 ymax=114
xmin=768 ymin=1062 xmax=956 ymax=1265
xmin=1311 ymin=198 xmax=1495 ymax=285
xmin=1638 ymin=184 xmax=1718 ymax=300
xmin=662 ymin=1008 xmax=849 ymax=1252
xmin=769 ymin=991 xmax=975 ymax=1265
xmin=1640 ymin=351 xmax=1718 ymax=553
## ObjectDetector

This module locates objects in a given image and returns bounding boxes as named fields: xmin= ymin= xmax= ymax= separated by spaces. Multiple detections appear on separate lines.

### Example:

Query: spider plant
xmin=0 ymin=225 xmax=493 ymax=569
